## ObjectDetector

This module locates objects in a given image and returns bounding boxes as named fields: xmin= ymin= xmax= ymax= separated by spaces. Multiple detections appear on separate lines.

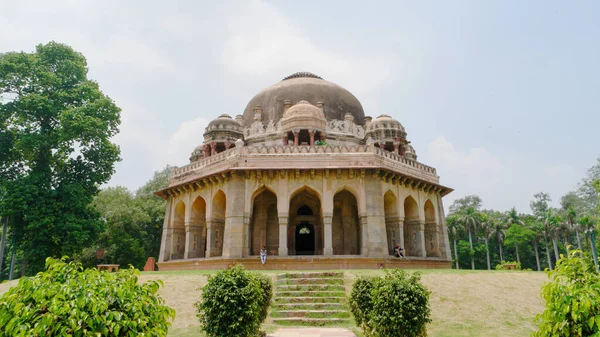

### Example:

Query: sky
xmin=1 ymin=0 xmax=599 ymax=213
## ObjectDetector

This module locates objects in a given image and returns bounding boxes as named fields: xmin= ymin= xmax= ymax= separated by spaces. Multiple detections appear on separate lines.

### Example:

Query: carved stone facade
xmin=156 ymin=72 xmax=453 ymax=270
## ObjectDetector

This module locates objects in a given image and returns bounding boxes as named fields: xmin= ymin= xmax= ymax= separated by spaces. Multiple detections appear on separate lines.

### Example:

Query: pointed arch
xmin=403 ymin=195 xmax=420 ymax=257
xmin=208 ymin=190 xmax=226 ymax=257
xmin=171 ymin=201 xmax=186 ymax=260
xmin=332 ymin=189 xmax=360 ymax=255
xmin=384 ymin=190 xmax=400 ymax=255
xmin=188 ymin=197 xmax=206 ymax=258
xmin=289 ymin=186 xmax=322 ymax=255
xmin=424 ymin=199 xmax=439 ymax=257
xmin=250 ymin=188 xmax=279 ymax=255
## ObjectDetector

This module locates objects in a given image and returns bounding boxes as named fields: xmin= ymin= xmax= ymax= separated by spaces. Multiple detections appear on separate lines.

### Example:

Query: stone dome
xmin=405 ymin=143 xmax=417 ymax=160
xmin=242 ymin=72 xmax=365 ymax=127
xmin=281 ymin=100 xmax=327 ymax=132
xmin=205 ymin=114 xmax=243 ymax=132
xmin=365 ymin=114 xmax=407 ymax=141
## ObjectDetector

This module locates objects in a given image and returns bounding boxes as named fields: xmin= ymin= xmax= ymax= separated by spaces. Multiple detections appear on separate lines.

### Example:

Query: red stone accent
xmin=143 ymin=257 xmax=156 ymax=271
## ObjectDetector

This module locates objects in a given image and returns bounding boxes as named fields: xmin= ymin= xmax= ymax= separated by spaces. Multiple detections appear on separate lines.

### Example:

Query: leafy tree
xmin=576 ymin=157 xmax=600 ymax=212
xmin=449 ymin=195 xmax=482 ymax=214
xmin=503 ymin=208 xmax=525 ymax=263
xmin=0 ymin=257 xmax=175 ymax=336
xmin=504 ymin=222 xmax=535 ymax=268
xmin=0 ymin=42 xmax=120 ymax=273
xmin=531 ymin=193 xmax=554 ymax=270
xmin=533 ymin=250 xmax=600 ymax=337
xmin=524 ymin=215 xmax=544 ymax=271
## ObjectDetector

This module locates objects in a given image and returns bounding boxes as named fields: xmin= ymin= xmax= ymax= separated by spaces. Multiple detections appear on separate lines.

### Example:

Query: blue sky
xmin=1 ymin=0 xmax=598 ymax=213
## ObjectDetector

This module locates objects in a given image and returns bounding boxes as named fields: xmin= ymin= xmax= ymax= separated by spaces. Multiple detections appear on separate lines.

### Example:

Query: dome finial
xmin=282 ymin=72 xmax=323 ymax=81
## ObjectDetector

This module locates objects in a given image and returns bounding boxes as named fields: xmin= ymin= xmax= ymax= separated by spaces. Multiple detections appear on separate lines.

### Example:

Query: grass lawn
xmin=0 ymin=268 xmax=548 ymax=337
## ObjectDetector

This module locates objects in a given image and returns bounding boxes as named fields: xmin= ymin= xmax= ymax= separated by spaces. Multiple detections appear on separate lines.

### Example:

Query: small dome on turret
xmin=189 ymin=144 xmax=205 ymax=162
xmin=405 ymin=143 xmax=417 ymax=160
xmin=365 ymin=114 xmax=407 ymax=141
xmin=204 ymin=114 xmax=243 ymax=141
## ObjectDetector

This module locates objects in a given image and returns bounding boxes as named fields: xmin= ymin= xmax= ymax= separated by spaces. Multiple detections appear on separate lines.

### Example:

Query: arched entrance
xmin=384 ymin=190 xmax=400 ymax=256
xmin=403 ymin=195 xmax=419 ymax=257
xmin=295 ymin=223 xmax=315 ymax=255
xmin=171 ymin=201 xmax=186 ymax=260
xmin=424 ymin=199 xmax=439 ymax=257
xmin=289 ymin=187 xmax=322 ymax=255
xmin=250 ymin=189 xmax=279 ymax=256
xmin=332 ymin=190 xmax=360 ymax=255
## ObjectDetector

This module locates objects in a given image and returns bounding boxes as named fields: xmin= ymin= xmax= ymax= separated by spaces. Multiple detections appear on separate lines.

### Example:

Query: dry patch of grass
xmin=0 ymin=269 xmax=548 ymax=337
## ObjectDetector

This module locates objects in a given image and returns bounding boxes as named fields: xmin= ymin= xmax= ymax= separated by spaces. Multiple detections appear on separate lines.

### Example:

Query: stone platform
xmin=157 ymin=256 xmax=451 ymax=271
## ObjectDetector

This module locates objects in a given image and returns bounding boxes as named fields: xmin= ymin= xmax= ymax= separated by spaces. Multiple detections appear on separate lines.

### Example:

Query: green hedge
xmin=349 ymin=269 xmax=431 ymax=337
xmin=0 ymin=257 xmax=175 ymax=336
xmin=196 ymin=265 xmax=272 ymax=337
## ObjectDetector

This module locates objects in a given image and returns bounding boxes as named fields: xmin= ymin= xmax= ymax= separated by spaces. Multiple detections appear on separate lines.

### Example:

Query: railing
xmin=169 ymin=144 xmax=437 ymax=185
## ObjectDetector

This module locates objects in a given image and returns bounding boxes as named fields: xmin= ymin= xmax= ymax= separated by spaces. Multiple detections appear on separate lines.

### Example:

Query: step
xmin=277 ymin=272 xmax=344 ymax=280
xmin=273 ymin=296 xmax=346 ymax=304
xmin=276 ymin=277 xmax=344 ymax=285
xmin=273 ymin=303 xmax=347 ymax=310
xmin=276 ymin=284 xmax=345 ymax=292
xmin=276 ymin=290 xmax=345 ymax=298
xmin=271 ymin=317 xmax=351 ymax=326
xmin=271 ymin=310 xmax=351 ymax=318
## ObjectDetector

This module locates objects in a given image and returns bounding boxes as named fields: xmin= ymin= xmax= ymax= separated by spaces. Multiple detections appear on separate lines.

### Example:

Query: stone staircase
xmin=271 ymin=272 xmax=352 ymax=326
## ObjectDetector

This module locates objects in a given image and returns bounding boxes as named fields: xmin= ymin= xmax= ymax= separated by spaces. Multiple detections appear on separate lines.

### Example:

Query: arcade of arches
xmin=160 ymin=180 xmax=447 ymax=262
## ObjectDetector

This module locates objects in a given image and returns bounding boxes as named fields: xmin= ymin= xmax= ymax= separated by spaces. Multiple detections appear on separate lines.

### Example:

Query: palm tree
xmin=580 ymin=215 xmax=597 ymax=266
xmin=524 ymin=215 xmax=543 ymax=271
xmin=540 ymin=213 xmax=553 ymax=270
xmin=545 ymin=209 xmax=561 ymax=262
xmin=490 ymin=217 xmax=506 ymax=262
xmin=503 ymin=207 xmax=524 ymax=263
xmin=456 ymin=207 xmax=481 ymax=270
xmin=480 ymin=213 xmax=494 ymax=270
xmin=446 ymin=215 xmax=461 ymax=269
xmin=566 ymin=206 xmax=582 ymax=251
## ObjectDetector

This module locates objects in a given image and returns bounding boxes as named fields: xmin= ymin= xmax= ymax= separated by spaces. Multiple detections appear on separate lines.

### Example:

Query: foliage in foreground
xmin=0 ymin=257 xmax=175 ymax=336
xmin=196 ymin=265 xmax=272 ymax=337
xmin=349 ymin=269 xmax=431 ymax=337
xmin=533 ymin=250 xmax=600 ymax=337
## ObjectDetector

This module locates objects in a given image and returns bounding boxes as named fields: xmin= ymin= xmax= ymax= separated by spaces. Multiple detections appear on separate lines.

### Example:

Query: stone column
xmin=210 ymin=141 xmax=217 ymax=156
xmin=184 ymin=222 xmax=203 ymax=259
xmin=159 ymin=199 xmax=173 ymax=262
xmin=359 ymin=215 xmax=369 ymax=256
xmin=278 ymin=214 xmax=288 ymax=256
xmin=242 ymin=214 xmax=251 ymax=257
xmin=309 ymin=130 xmax=315 ymax=146
xmin=205 ymin=221 xmax=215 ymax=257
xmin=222 ymin=176 xmax=245 ymax=258
xmin=293 ymin=130 xmax=299 ymax=146
xmin=363 ymin=175 xmax=388 ymax=256
xmin=323 ymin=215 xmax=333 ymax=256
xmin=416 ymin=221 xmax=426 ymax=257
xmin=398 ymin=219 xmax=405 ymax=251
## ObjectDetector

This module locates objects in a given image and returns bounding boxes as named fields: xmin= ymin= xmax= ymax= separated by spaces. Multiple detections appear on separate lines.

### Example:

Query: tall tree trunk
xmin=468 ymin=227 xmax=474 ymax=270
xmin=552 ymin=236 xmax=560 ymax=261
xmin=576 ymin=231 xmax=582 ymax=251
xmin=544 ymin=237 xmax=553 ymax=270
xmin=533 ymin=238 xmax=541 ymax=271
xmin=453 ymin=239 xmax=459 ymax=270
xmin=0 ymin=217 xmax=8 ymax=275
xmin=497 ymin=233 xmax=504 ymax=261
xmin=8 ymin=237 xmax=16 ymax=281
xmin=515 ymin=243 xmax=520 ymax=264
xmin=484 ymin=238 xmax=491 ymax=270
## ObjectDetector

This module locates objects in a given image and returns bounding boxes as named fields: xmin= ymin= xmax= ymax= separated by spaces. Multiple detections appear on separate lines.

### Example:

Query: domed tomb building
xmin=155 ymin=72 xmax=453 ymax=270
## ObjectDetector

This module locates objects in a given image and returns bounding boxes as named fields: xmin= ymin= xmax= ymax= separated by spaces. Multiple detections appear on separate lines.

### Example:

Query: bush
xmin=349 ymin=269 xmax=431 ymax=337
xmin=532 ymin=250 xmax=600 ymax=336
xmin=196 ymin=265 xmax=272 ymax=337
xmin=494 ymin=260 xmax=522 ymax=270
xmin=0 ymin=257 xmax=175 ymax=336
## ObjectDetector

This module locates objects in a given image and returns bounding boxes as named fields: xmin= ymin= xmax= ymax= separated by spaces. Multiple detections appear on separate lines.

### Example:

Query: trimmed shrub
xmin=494 ymin=260 xmax=522 ymax=270
xmin=256 ymin=273 xmax=273 ymax=324
xmin=349 ymin=269 xmax=431 ymax=337
xmin=0 ymin=257 xmax=175 ymax=336
xmin=348 ymin=276 xmax=376 ymax=330
xmin=533 ymin=250 xmax=600 ymax=336
xmin=196 ymin=265 xmax=272 ymax=337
